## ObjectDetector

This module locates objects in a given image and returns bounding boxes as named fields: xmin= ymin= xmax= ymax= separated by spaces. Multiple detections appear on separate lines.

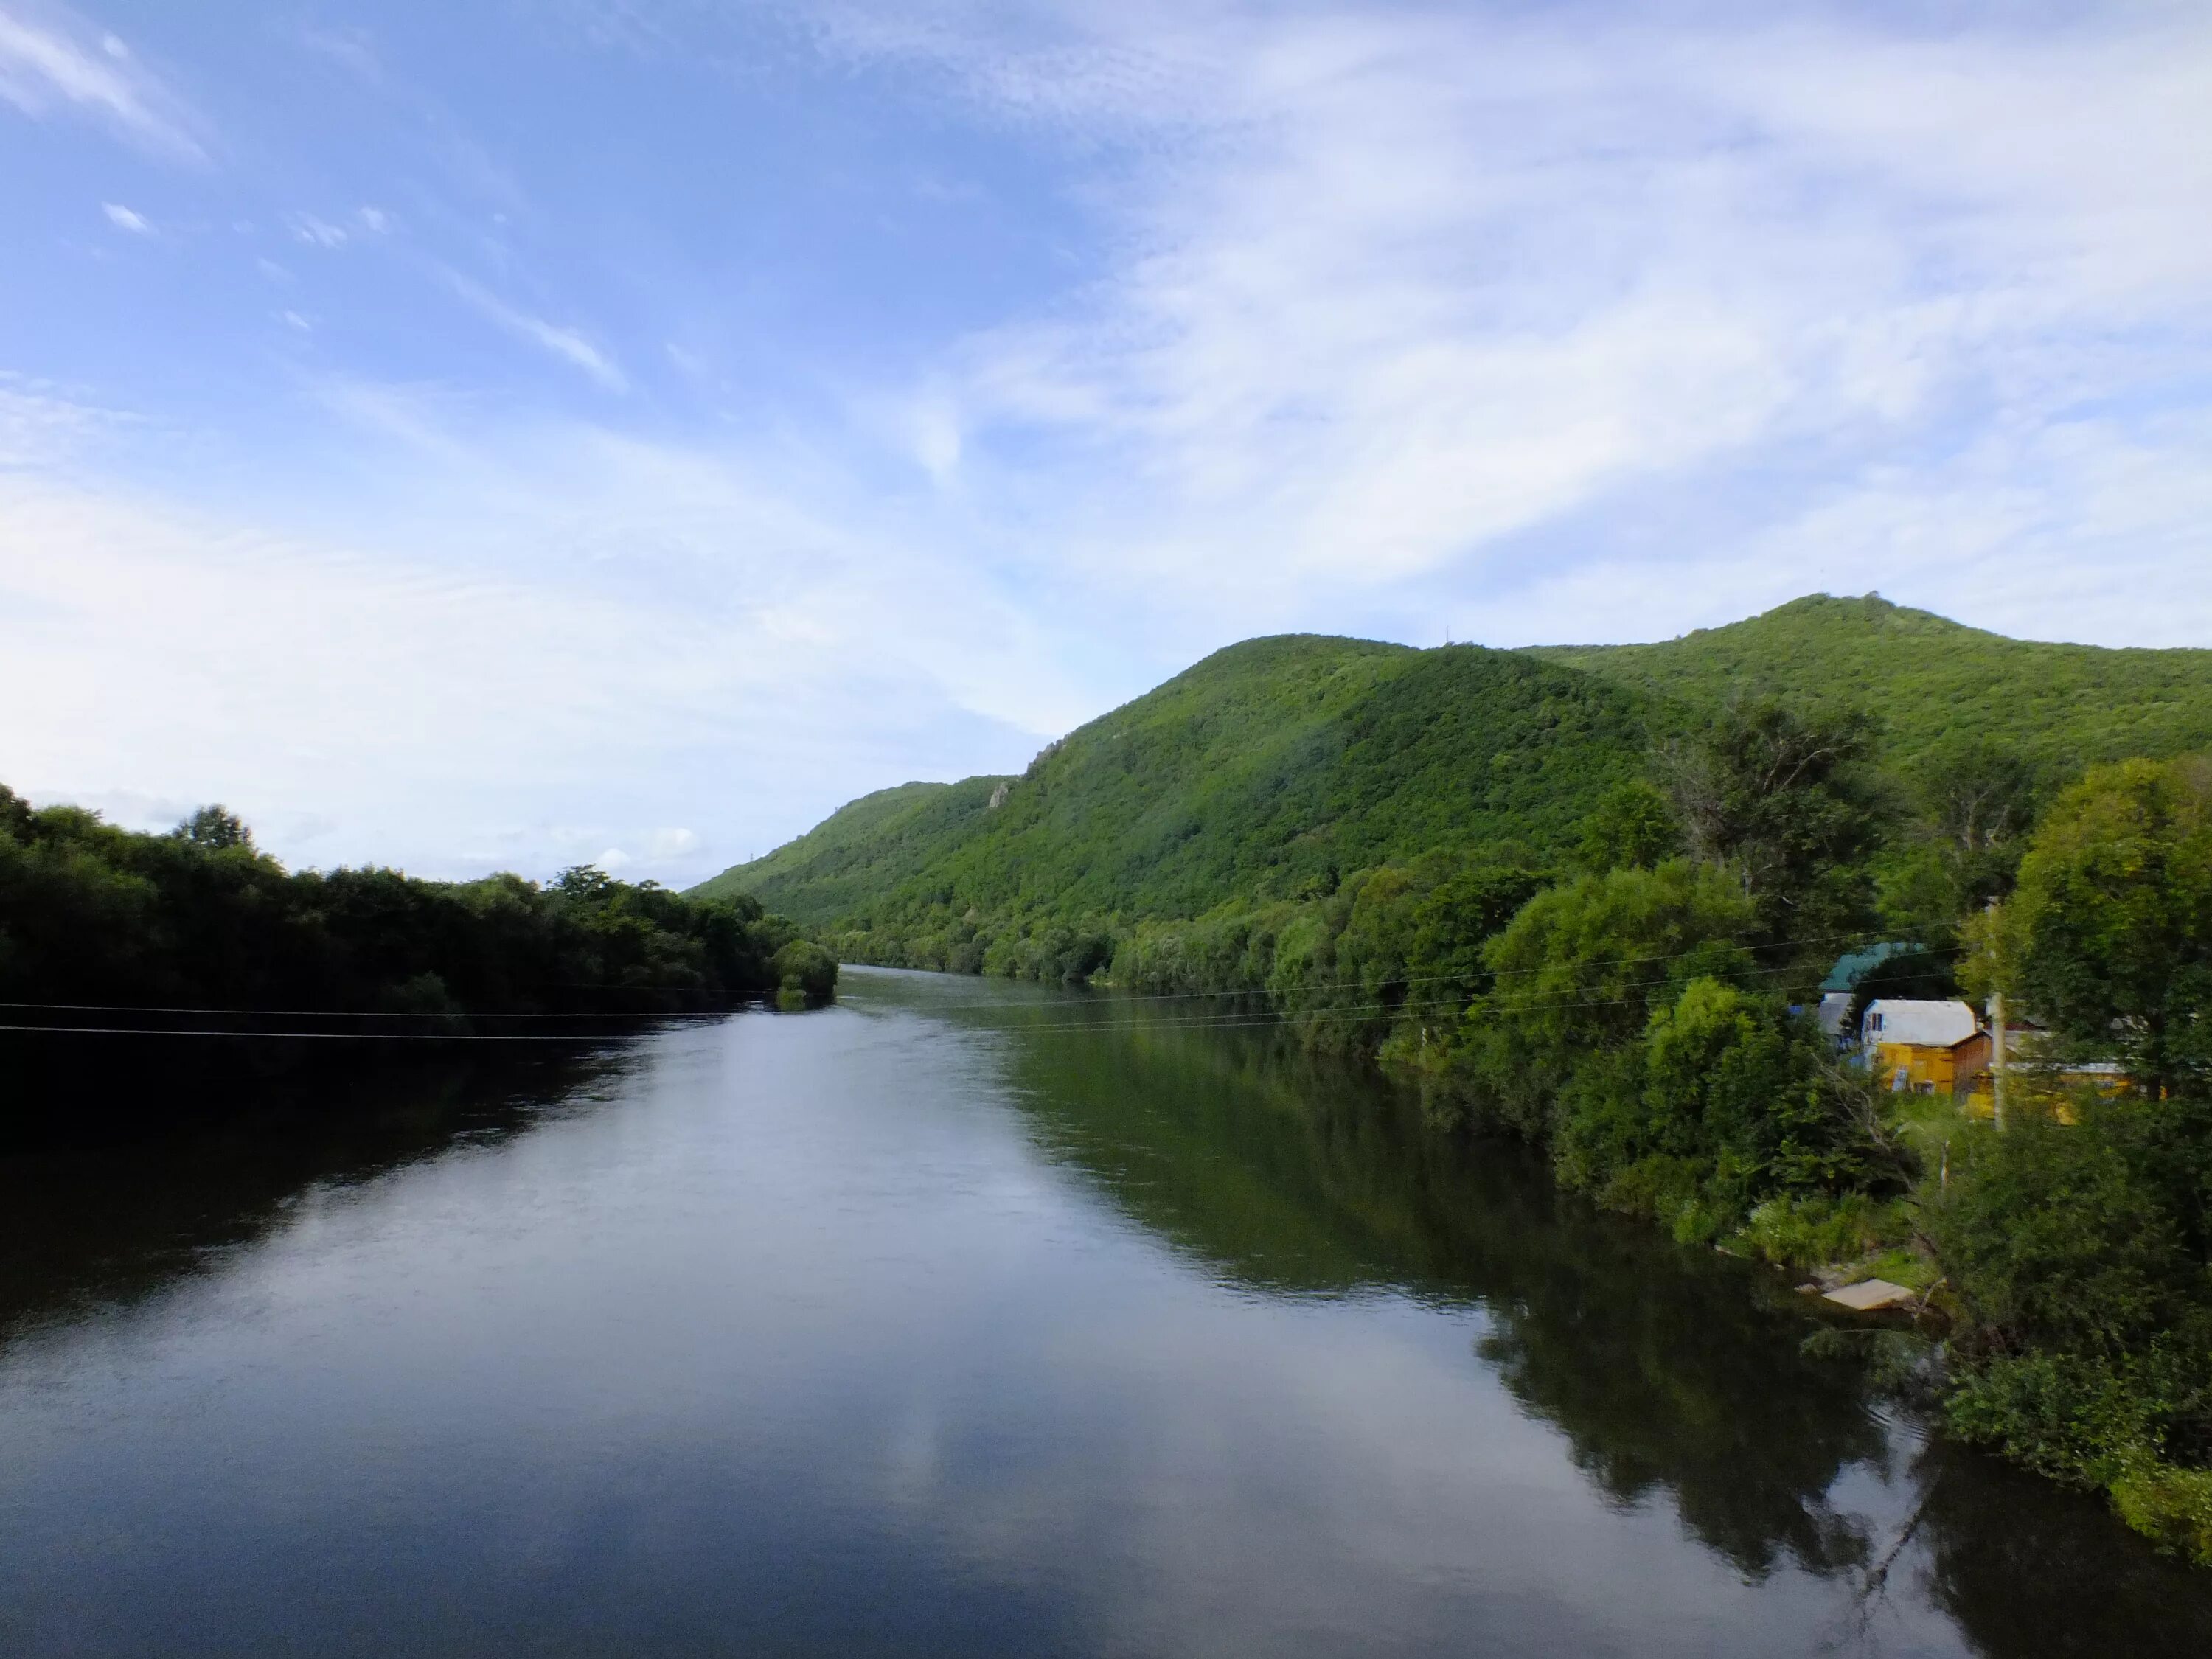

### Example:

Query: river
xmin=2 ymin=967 xmax=2207 ymax=1656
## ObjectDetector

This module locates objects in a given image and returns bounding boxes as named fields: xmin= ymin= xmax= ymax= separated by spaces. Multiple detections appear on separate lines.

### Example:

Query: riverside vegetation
xmin=697 ymin=594 xmax=2212 ymax=1561
xmin=0 ymin=786 xmax=838 ymax=1137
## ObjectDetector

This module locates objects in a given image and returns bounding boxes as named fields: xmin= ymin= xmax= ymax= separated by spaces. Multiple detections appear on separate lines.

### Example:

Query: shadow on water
xmin=888 ymin=972 xmax=2212 ymax=1648
xmin=13 ymin=970 xmax=2212 ymax=1656
xmin=0 ymin=1042 xmax=628 ymax=1346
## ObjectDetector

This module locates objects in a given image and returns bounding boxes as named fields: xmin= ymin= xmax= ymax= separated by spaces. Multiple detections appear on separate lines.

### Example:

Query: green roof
xmin=1821 ymin=942 xmax=1919 ymax=995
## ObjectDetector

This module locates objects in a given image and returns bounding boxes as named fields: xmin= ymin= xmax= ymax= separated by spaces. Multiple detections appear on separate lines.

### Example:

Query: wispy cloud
xmin=7 ymin=0 xmax=2212 ymax=880
xmin=299 ymin=24 xmax=380 ymax=86
xmin=0 ymin=4 xmax=205 ymax=159
xmin=794 ymin=0 xmax=2212 ymax=645
xmin=442 ymin=270 xmax=629 ymax=393
xmin=100 ymin=200 xmax=149 ymax=234
xmin=0 ymin=371 xmax=139 ymax=468
xmin=288 ymin=212 xmax=349 ymax=248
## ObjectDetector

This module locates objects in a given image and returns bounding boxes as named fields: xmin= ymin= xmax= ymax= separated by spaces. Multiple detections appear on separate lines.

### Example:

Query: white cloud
xmin=0 ymin=4 xmax=204 ymax=159
xmin=9 ymin=0 xmax=2212 ymax=880
xmin=0 ymin=372 xmax=131 ymax=467
xmin=799 ymin=0 xmax=2212 ymax=645
xmin=280 ymin=310 xmax=312 ymax=332
xmin=0 ymin=380 xmax=1083 ymax=877
xmin=100 ymin=200 xmax=149 ymax=234
xmin=288 ymin=212 xmax=349 ymax=248
xmin=442 ymin=270 xmax=629 ymax=394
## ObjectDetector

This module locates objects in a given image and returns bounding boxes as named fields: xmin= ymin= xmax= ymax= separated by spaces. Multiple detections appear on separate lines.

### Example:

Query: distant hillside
xmin=693 ymin=779 xmax=976 ymax=919
xmin=695 ymin=595 xmax=2212 ymax=960
xmin=695 ymin=635 xmax=1651 ymax=930
xmin=1522 ymin=594 xmax=2212 ymax=768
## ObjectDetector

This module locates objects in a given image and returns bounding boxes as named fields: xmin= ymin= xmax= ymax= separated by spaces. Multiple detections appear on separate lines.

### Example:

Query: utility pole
xmin=1986 ymin=896 xmax=2007 ymax=1131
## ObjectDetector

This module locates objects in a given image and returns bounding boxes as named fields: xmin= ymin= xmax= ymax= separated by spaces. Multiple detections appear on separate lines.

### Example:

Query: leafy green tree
xmin=175 ymin=804 xmax=253 ymax=851
xmin=1913 ymin=737 xmax=2043 ymax=859
xmin=1656 ymin=697 xmax=1885 ymax=940
xmin=0 ymin=787 xmax=838 ymax=1096
xmin=1941 ymin=762 xmax=2212 ymax=1557
xmin=1932 ymin=1099 xmax=2212 ymax=1562
xmin=1404 ymin=865 xmax=1551 ymax=1004
xmin=1446 ymin=860 xmax=1756 ymax=1138
xmin=1881 ymin=737 xmax=2045 ymax=929
xmin=1574 ymin=780 xmax=1680 ymax=872
xmin=1560 ymin=977 xmax=1895 ymax=1238
xmin=772 ymin=940 xmax=839 ymax=1008
xmin=2003 ymin=756 xmax=2212 ymax=1099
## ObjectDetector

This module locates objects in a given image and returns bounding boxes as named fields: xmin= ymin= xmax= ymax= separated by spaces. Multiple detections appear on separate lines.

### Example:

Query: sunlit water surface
xmin=4 ymin=967 xmax=2208 ymax=1656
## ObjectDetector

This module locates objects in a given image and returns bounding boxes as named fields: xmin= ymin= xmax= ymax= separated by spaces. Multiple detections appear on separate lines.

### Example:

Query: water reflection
xmin=912 ymin=972 xmax=2212 ymax=1634
xmin=0 ymin=1048 xmax=622 ymax=1344
xmin=3 ymin=971 xmax=2210 ymax=1658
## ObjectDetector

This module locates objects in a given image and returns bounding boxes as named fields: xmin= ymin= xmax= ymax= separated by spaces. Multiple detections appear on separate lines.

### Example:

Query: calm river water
xmin=4 ymin=967 xmax=2209 ymax=1656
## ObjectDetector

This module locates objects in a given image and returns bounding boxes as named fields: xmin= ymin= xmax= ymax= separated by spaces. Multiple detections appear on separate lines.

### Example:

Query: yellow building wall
xmin=1874 ymin=1041 xmax=1958 ymax=1093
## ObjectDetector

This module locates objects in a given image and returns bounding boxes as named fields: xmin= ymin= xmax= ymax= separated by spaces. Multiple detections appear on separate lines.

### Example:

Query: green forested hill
xmin=696 ymin=634 xmax=1651 ymax=945
xmin=695 ymin=779 xmax=981 ymax=920
xmin=1523 ymin=594 xmax=2212 ymax=768
xmin=695 ymin=594 xmax=2212 ymax=973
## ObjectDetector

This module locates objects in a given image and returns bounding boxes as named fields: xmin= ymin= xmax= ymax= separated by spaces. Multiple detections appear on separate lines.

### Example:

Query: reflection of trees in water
xmin=1471 ymin=1238 xmax=1879 ymax=1579
xmin=0 ymin=1048 xmax=620 ymax=1345
xmin=993 ymin=1003 xmax=1883 ymax=1579
xmin=1907 ymin=1439 xmax=2212 ymax=1655
xmin=989 ymin=997 xmax=2212 ymax=1630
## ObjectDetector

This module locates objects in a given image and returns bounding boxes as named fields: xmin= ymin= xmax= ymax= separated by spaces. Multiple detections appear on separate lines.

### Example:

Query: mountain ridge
xmin=694 ymin=594 xmax=2212 ymax=950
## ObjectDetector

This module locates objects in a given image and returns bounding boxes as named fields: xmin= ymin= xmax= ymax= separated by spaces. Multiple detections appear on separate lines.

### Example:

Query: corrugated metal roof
xmin=1863 ymin=998 xmax=1979 ymax=1048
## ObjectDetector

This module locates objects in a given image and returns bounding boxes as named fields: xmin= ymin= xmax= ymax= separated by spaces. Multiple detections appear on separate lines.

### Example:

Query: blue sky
xmin=3 ymin=1 xmax=2209 ymax=886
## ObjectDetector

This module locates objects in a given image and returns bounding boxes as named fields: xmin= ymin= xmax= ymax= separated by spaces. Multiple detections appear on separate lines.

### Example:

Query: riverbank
xmin=10 ymin=968 xmax=2211 ymax=1655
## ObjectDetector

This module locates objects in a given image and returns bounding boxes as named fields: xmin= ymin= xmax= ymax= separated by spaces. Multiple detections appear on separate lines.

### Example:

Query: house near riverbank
xmin=1815 ymin=942 xmax=1927 ymax=1048
xmin=1865 ymin=1000 xmax=2130 ymax=1118
xmin=1863 ymin=998 xmax=1981 ymax=1093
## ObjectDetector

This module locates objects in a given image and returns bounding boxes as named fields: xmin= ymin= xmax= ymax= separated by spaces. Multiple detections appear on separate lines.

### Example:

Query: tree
xmin=176 ymin=804 xmax=253 ymax=851
xmin=1575 ymin=780 xmax=1680 ymax=872
xmin=2000 ymin=756 xmax=2212 ymax=1099
xmin=1656 ymin=698 xmax=1885 ymax=940
xmin=1882 ymin=738 xmax=2045 ymax=927
xmin=1447 ymin=860 xmax=1756 ymax=1138
xmin=1913 ymin=737 xmax=2042 ymax=858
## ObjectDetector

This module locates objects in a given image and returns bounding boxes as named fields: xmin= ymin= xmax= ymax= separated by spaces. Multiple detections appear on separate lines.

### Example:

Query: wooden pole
xmin=1987 ymin=897 xmax=2007 ymax=1132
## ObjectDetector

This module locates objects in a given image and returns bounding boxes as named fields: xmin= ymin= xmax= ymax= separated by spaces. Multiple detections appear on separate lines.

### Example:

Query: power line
xmin=0 ymin=925 xmax=1955 ymax=1026
xmin=1 ymin=1003 xmax=728 ymax=1021
xmin=852 ymin=922 xmax=1959 ymax=1008
xmin=0 ymin=929 xmax=1959 ymax=1043
xmin=0 ymin=1023 xmax=650 ymax=1043
xmin=860 ymin=953 xmax=1955 ymax=1038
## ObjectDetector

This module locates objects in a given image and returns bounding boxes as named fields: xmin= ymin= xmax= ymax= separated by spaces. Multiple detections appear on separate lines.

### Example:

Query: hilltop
xmin=694 ymin=595 xmax=2212 ymax=961
xmin=696 ymin=634 xmax=1650 ymax=933
xmin=1523 ymin=594 xmax=2212 ymax=768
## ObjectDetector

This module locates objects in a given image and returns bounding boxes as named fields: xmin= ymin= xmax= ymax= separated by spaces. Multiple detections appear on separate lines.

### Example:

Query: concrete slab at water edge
xmin=1823 ymin=1279 xmax=1917 ymax=1312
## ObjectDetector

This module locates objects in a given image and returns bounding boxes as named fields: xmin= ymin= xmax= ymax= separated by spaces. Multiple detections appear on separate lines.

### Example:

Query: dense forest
xmin=0 ymin=786 xmax=837 ymax=1136
xmin=698 ymin=596 xmax=2212 ymax=979
xmin=698 ymin=593 xmax=2212 ymax=1562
